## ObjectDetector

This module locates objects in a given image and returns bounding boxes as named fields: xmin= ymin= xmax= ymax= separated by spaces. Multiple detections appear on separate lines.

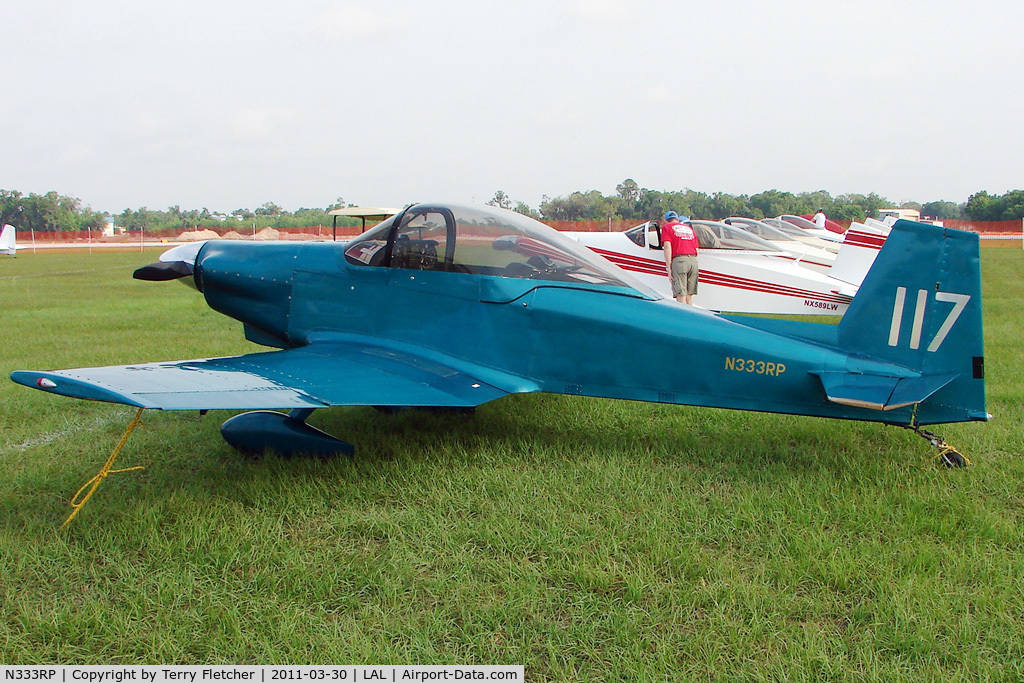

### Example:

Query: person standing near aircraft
xmin=661 ymin=211 xmax=699 ymax=305
xmin=813 ymin=208 xmax=827 ymax=230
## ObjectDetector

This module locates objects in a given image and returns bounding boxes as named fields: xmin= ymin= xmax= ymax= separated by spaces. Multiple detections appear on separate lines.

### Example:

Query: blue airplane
xmin=11 ymin=203 xmax=987 ymax=466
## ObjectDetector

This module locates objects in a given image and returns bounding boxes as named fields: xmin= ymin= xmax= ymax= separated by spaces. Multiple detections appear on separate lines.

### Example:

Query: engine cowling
xmin=194 ymin=241 xmax=304 ymax=347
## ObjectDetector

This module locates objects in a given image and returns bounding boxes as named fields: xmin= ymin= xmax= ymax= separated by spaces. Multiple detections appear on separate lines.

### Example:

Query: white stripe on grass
xmin=2 ymin=409 xmax=137 ymax=454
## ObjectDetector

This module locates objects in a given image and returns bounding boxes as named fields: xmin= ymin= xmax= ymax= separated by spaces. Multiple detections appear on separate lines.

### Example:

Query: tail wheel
xmin=940 ymin=449 xmax=968 ymax=468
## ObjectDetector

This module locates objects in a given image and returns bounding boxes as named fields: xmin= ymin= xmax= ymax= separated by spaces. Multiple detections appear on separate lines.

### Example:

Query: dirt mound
xmin=220 ymin=230 xmax=245 ymax=240
xmin=176 ymin=229 xmax=221 ymax=241
xmin=255 ymin=227 xmax=281 ymax=241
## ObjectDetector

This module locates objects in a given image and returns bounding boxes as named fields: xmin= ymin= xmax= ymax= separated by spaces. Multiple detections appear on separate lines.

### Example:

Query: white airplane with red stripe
xmin=830 ymin=219 xmax=891 ymax=287
xmin=564 ymin=221 xmax=857 ymax=316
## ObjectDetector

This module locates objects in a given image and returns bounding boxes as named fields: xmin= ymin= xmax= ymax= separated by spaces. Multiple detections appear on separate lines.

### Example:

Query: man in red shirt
xmin=661 ymin=211 xmax=699 ymax=305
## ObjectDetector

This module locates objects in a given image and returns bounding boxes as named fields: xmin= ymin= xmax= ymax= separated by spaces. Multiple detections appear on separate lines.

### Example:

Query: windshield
xmin=725 ymin=217 xmax=801 ymax=243
xmin=779 ymin=215 xmax=820 ymax=231
xmin=624 ymin=221 xmax=663 ymax=248
xmin=763 ymin=217 xmax=813 ymax=238
xmin=690 ymin=221 xmax=784 ymax=251
xmin=344 ymin=203 xmax=659 ymax=296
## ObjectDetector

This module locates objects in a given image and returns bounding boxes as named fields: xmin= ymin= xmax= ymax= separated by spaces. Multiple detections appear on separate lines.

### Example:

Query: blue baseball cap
xmin=678 ymin=215 xmax=691 ymax=223
xmin=664 ymin=211 xmax=679 ymax=221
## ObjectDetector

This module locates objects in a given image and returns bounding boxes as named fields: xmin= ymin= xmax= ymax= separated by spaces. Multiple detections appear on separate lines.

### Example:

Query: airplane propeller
xmin=133 ymin=241 xmax=205 ymax=282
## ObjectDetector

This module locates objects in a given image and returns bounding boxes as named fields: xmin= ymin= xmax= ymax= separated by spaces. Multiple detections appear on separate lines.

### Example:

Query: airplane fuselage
xmin=193 ymin=239 xmax=981 ymax=427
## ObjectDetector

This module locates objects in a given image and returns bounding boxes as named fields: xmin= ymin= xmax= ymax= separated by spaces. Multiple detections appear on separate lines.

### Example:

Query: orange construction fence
xmin=14 ymin=218 xmax=1024 ymax=245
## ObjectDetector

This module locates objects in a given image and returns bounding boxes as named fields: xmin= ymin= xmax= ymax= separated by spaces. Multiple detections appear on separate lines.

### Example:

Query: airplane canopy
xmin=343 ymin=203 xmax=660 ymax=296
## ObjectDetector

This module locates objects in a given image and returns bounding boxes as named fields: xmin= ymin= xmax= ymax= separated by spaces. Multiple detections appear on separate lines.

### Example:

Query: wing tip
xmin=10 ymin=370 xmax=147 ymax=407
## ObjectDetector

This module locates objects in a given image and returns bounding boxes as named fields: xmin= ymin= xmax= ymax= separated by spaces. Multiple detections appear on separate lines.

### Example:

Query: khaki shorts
xmin=670 ymin=255 xmax=698 ymax=297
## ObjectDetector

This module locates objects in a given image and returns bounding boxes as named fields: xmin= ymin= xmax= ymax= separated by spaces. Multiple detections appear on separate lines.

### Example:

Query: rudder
xmin=1 ymin=224 xmax=16 ymax=255
xmin=837 ymin=219 xmax=986 ymax=423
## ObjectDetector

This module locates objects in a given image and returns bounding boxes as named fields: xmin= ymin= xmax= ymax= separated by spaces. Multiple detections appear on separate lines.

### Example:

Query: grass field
xmin=1 ymin=248 xmax=1022 ymax=679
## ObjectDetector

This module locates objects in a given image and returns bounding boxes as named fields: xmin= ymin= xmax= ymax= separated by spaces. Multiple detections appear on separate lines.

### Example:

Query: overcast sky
xmin=2 ymin=0 xmax=1021 ymax=214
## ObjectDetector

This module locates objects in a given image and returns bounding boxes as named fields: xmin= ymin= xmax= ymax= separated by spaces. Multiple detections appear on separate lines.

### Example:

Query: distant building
xmin=102 ymin=218 xmax=125 ymax=237
xmin=878 ymin=208 xmax=942 ymax=227
xmin=879 ymin=208 xmax=920 ymax=222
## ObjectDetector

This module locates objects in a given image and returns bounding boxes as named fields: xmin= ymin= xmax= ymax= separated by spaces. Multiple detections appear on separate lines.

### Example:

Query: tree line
xmin=961 ymin=190 xmax=1024 ymax=221
xmin=493 ymin=181 xmax=979 ymax=223
xmin=2 ymin=185 xmax=1022 ymax=234
xmin=0 ymin=193 xmax=354 ymax=234
xmin=0 ymin=189 xmax=107 ymax=233
xmin=115 ymin=201 xmax=348 ymax=234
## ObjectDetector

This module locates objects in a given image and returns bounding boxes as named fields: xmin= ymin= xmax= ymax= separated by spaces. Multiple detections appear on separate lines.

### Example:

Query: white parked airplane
xmin=565 ymin=220 xmax=856 ymax=315
xmin=1 ymin=224 xmax=21 ymax=256
xmin=764 ymin=216 xmax=843 ymax=248
xmin=777 ymin=214 xmax=846 ymax=244
xmin=830 ymin=218 xmax=891 ymax=287
xmin=722 ymin=217 xmax=838 ymax=272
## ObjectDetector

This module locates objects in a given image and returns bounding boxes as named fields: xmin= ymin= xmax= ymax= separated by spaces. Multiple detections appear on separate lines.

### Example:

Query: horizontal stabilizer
xmin=814 ymin=371 xmax=958 ymax=411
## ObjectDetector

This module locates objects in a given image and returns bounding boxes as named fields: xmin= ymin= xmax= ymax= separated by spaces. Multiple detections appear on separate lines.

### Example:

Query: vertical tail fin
xmin=830 ymin=220 xmax=888 ymax=286
xmin=1 ymin=224 xmax=16 ymax=255
xmin=837 ymin=220 xmax=986 ymax=423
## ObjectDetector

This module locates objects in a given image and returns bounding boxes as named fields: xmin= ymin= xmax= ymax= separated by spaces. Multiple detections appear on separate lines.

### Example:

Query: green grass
xmin=1 ymin=249 xmax=1023 ymax=679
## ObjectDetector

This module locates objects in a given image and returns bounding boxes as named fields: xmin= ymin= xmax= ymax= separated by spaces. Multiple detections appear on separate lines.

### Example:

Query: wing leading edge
xmin=11 ymin=341 xmax=515 ymax=411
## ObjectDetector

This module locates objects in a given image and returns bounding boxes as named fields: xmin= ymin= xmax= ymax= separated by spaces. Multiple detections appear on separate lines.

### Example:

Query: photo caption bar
xmin=0 ymin=667 xmax=524 ymax=683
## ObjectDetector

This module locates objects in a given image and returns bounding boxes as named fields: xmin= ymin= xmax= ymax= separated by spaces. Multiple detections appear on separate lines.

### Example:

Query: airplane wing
xmin=10 ymin=341 xmax=518 ymax=410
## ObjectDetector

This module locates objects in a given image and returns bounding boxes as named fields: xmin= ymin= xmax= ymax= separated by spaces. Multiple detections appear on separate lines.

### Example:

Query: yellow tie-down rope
xmin=61 ymin=407 xmax=146 ymax=529
xmin=905 ymin=404 xmax=972 ymax=468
